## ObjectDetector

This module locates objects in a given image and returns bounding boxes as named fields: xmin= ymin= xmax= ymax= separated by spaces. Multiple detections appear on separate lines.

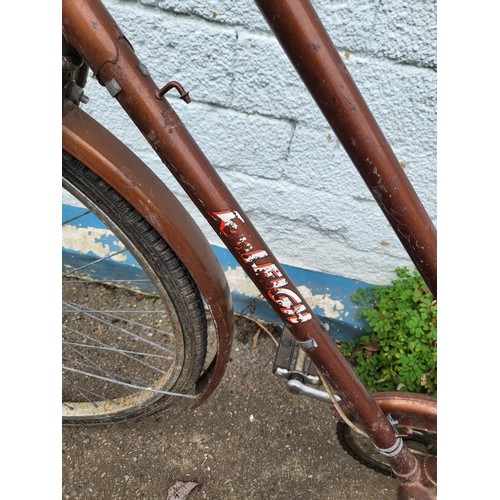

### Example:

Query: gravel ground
xmin=62 ymin=314 xmax=397 ymax=499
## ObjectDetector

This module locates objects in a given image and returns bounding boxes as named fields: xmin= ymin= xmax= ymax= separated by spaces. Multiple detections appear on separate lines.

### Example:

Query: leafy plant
xmin=340 ymin=267 xmax=437 ymax=395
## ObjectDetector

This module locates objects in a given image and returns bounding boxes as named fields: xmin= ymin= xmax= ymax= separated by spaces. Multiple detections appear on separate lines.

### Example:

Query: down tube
xmin=62 ymin=0 xmax=421 ymax=482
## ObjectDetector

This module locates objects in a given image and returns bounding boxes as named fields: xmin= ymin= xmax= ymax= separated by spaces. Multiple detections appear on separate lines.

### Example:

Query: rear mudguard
xmin=62 ymin=102 xmax=234 ymax=407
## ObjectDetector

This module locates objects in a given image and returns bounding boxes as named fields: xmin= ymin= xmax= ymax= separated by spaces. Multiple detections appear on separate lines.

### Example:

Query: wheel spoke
xmin=63 ymin=366 xmax=196 ymax=398
xmin=62 ymin=299 xmax=175 ymax=338
xmin=62 ymin=210 xmax=92 ymax=225
xmin=63 ymin=373 xmax=120 ymax=405
xmin=62 ymin=339 xmax=172 ymax=360
xmin=62 ymin=328 xmax=172 ymax=374
xmin=62 ymin=248 xmax=128 ymax=277
xmin=63 ymin=345 xmax=136 ymax=395
xmin=63 ymin=300 xmax=175 ymax=353
xmin=62 ymin=374 xmax=100 ymax=408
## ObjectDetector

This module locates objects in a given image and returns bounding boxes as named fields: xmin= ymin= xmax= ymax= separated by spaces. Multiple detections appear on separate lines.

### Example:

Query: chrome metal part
xmin=105 ymin=78 xmax=122 ymax=97
xmin=65 ymin=81 xmax=90 ymax=105
xmin=377 ymin=438 xmax=404 ymax=458
xmin=62 ymin=53 xmax=84 ymax=72
xmin=285 ymin=378 xmax=337 ymax=404
xmin=297 ymin=338 xmax=318 ymax=351
xmin=137 ymin=62 xmax=150 ymax=76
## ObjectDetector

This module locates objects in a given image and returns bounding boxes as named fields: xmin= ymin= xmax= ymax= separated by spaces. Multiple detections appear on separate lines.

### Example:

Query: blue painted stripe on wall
xmin=209 ymin=245 xmax=370 ymax=341
xmin=63 ymin=204 xmax=371 ymax=341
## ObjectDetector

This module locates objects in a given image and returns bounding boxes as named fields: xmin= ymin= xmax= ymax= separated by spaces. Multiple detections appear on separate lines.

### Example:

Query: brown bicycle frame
xmin=62 ymin=0 xmax=437 ymax=497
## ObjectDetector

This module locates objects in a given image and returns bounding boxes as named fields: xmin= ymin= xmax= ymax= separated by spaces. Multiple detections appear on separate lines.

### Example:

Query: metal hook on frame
xmin=155 ymin=81 xmax=191 ymax=103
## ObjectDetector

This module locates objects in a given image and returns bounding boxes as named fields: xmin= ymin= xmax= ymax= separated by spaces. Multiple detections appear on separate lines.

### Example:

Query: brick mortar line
xmin=114 ymin=0 xmax=436 ymax=72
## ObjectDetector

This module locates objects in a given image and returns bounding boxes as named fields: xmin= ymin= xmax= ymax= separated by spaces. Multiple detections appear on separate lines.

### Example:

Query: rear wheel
xmin=62 ymin=152 xmax=207 ymax=424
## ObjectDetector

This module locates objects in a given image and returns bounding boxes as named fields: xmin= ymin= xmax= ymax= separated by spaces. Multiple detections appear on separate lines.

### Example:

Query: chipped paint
xmin=296 ymin=285 xmax=345 ymax=319
xmin=208 ymin=244 xmax=371 ymax=340
xmin=62 ymin=225 xmax=128 ymax=262
xmin=224 ymin=266 xmax=261 ymax=297
xmin=222 ymin=266 xmax=348 ymax=321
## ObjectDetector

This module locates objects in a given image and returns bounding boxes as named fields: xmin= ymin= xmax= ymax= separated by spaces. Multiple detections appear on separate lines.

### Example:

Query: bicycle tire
xmin=62 ymin=151 xmax=207 ymax=424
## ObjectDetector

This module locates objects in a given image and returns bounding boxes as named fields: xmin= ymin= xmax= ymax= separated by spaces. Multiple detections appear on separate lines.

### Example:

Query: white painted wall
xmin=82 ymin=0 xmax=437 ymax=285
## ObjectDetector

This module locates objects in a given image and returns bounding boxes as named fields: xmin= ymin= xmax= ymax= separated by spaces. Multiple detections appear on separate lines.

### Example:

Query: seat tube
xmin=254 ymin=0 xmax=437 ymax=299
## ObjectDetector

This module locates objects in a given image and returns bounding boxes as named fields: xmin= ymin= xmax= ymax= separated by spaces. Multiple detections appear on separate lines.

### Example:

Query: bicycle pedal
xmin=273 ymin=326 xmax=320 ymax=385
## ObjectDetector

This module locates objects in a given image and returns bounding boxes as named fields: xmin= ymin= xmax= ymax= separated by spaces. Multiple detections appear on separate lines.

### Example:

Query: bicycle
xmin=62 ymin=1 xmax=437 ymax=498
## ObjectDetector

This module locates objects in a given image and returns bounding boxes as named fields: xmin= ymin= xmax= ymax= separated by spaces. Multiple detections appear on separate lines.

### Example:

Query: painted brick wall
xmin=83 ymin=0 xmax=437 ymax=286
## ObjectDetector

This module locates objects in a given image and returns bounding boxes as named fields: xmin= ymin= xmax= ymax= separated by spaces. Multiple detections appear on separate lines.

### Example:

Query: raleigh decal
xmin=211 ymin=209 xmax=312 ymax=324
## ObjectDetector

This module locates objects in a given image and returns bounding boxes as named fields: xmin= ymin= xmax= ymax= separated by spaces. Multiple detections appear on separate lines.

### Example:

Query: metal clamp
xmin=297 ymin=338 xmax=318 ymax=352
xmin=105 ymin=78 xmax=122 ymax=98
xmin=377 ymin=438 xmax=404 ymax=458
xmin=137 ymin=62 xmax=150 ymax=77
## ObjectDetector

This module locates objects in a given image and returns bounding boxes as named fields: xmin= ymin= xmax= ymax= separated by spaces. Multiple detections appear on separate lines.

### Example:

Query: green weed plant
xmin=341 ymin=267 xmax=437 ymax=395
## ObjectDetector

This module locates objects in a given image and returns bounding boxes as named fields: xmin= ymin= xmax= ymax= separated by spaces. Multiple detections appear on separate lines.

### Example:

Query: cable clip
xmin=377 ymin=437 xmax=404 ymax=458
